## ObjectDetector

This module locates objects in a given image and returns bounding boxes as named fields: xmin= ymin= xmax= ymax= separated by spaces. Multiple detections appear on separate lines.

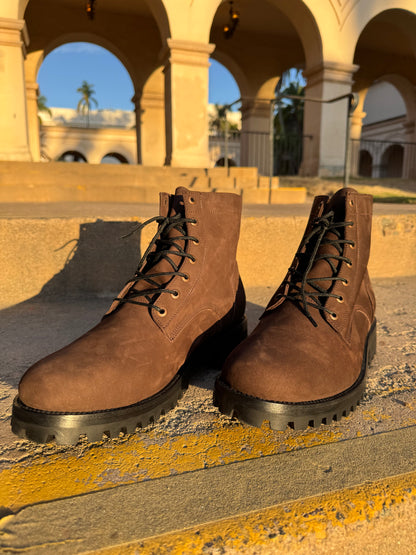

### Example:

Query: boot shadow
xmin=0 ymin=220 xmax=142 ymax=391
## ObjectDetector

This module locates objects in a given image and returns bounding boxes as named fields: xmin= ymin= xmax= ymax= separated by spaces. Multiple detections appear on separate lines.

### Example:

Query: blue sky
xmin=38 ymin=42 xmax=241 ymax=111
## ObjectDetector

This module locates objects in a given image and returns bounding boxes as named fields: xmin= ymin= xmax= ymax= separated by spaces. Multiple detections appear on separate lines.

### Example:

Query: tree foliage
xmin=37 ymin=94 xmax=52 ymax=123
xmin=209 ymin=103 xmax=239 ymax=134
xmin=76 ymin=80 xmax=98 ymax=127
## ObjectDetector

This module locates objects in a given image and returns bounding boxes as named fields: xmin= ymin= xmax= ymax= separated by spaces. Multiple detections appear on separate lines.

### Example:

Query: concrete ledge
xmin=0 ymin=204 xmax=414 ymax=309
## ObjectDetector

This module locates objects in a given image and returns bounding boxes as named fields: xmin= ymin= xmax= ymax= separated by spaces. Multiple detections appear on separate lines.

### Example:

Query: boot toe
xmin=221 ymin=321 xmax=356 ymax=404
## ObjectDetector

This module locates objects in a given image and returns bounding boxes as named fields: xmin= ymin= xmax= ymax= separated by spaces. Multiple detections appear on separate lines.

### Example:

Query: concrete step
xmin=0 ymin=161 xmax=301 ymax=204
xmin=0 ymin=202 xmax=415 ymax=309
xmin=0 ymin=278 xmax=415 ymax=552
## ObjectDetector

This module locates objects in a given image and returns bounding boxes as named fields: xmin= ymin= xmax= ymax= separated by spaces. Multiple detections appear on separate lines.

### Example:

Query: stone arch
xmin=210 ymin=0 xmax=322 ymax=99
xmin=58 ymin=150 xmax=87 ymax=163
xmin=359 ymin=150 xmax=373 ymax=177
xmin=34 ymin=34 xmax=136 ymax=91
xmin=146 ymin=0 xmax=171 ymax=43
xmin=267 ymin=0 xmax=323 ymax=71
xmin=101 ymin=153 xmax=129 ymax=164
xmin=344 ymin=3 xmax=416 ymax=63
xmin=353 ymin=8 xmax=416 ymax=87
xmin=376 ymin=74 xmax=416 ymax=123
xmin=381 ymin=143 xmax=404 ymax=177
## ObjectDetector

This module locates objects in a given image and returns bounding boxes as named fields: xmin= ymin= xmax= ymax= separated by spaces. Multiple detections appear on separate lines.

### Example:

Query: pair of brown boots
xmin=12 ymin=186 xmax=376 ymax=445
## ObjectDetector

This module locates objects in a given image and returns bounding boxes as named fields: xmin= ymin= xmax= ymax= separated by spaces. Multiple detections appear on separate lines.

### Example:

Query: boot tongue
xmin=134 ymin=191 xmax=187 ymax=291
xmin=301 ymin=188 xmax=348 ymax=298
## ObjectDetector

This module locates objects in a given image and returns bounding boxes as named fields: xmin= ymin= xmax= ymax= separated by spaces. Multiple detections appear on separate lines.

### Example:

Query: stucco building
xmin=1 ymin=0 xmax=416 ymax=178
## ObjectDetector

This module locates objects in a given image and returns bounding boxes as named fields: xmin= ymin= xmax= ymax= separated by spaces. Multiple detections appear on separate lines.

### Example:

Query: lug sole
xmin=214 ymin=319 xmax=377 ymax=431
xmin=11 ymin=316 xmax=248 ymax=445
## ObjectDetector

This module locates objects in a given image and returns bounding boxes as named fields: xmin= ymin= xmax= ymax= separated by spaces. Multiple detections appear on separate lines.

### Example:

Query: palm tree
xmin=76 ymin=81 xmax=98 ymax=127
xmin=274 ymin=70 xmax=305 ymax=175
xmin=209 ymin=104 xmax=239 ymax=135
xmin=37 ymin=94 xmax=52 ymax=123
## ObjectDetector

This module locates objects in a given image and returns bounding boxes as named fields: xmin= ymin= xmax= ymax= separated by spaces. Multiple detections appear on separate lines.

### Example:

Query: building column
xmin=402 ymin=119 xmax=416 ymax=179
xmin=0 ymin=17 xmax=31 ymax=161
xmin=240 ymin=97 xmax=272 ymax=175
xmin=162 ymin=39 xmax=215 ymax=167
xmin=140 ymin=68 xmax=165 ymax=167
xmin=131 ymin=95 xmax=142 ymax=164
xmin=349 ymin=108 xmax=367 ymax=177
xmin=26 ymin=80 xmax=41 ymax=161
xmin=300 ymin=61 xmax=359 ymax=177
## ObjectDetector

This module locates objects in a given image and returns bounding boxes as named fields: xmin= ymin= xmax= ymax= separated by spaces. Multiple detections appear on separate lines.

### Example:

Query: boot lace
xmin=279 ymin=210 xmax=354 ymax=327
xmin=115 ymin=213 xmax=198 ymax=313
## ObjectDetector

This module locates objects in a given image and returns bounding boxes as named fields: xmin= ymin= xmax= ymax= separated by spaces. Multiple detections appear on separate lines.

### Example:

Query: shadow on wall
xmin=0 ymin=220 xmax=142 ymax=391
xmin=39 ymin=220 xmax=142 ymax=298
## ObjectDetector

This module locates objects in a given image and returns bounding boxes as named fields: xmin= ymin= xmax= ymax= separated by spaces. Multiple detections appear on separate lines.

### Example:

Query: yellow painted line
xmin=89 ymin=470 xmax=416 ymax=555
xmin=1 ymin=424 xmax=342 ymax=511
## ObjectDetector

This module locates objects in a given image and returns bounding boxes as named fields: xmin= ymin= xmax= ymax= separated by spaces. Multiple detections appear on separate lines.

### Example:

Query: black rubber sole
xmin=214 ymin=320 xmax=377 ymax=431
xmin=11 ymin=317 xmax=248 ymax=445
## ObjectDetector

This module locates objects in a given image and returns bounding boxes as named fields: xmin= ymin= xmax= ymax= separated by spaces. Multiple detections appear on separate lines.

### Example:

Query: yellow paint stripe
xmin=89 ymin=470 xmax=416 ymax=555
xmin=1 ymin=424 xmax=342 ymax=510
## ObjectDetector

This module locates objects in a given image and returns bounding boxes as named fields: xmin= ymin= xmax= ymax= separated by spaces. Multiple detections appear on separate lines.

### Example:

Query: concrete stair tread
xmin=0 ymin=278 xmax=415 ymax=552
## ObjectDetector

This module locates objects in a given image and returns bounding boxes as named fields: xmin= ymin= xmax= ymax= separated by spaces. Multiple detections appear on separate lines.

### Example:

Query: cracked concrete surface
xmin=0 ymin=277 xmax=415 ymax=468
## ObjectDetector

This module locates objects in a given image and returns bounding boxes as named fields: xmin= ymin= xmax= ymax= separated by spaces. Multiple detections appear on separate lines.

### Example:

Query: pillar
xmin=162 ymin=39 xmax=215 ymax=167
xmin=140 ymin=68 xmax=165 ymax=167
xmin=132 ymin=94 xmax=142 ymax=165
xmin=402 ymin=119 xmax=416 ymax=179
xmin=0 ymin=17 xmax=31 ymax=161
xmin=349 ymin=108 xmax=367 ymax=177
xmin=300 ymin=62 xmax=358 ymax=177
xmin=26 ymin=80 xmax=40 ymax=161
xmin=240 ymin=97 xmax=273 ymax=175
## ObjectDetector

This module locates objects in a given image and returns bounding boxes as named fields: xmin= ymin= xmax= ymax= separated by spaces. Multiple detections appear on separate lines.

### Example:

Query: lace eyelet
xmin=192 ymin=239 xmax=200 ymax=245
xmin=336 ymin=296 xmax=344 ymax=304
xmin=189 ymin=257 xmax=196 ymax=264
xmin=349 ymin=242 xmax=356 ymax=249
xmin=330 ymin=312 xmax=338 ymax=321
xmin=159 ymin=308 xmax=167 ymax=317
xmin=346 ymin=261 xmax=352 ymax=267
xmin=190 ymin=220 xmax=197 ymax=226
xmin=349 ymin=199 xmax=354 ymax=206
xmin=182 ymin=274 xmax=189 ymax=282
xmin=189 ymin=197 xmax=195 ymax=204
xmin=342 ymin=279 xmax=349 ymax=287
xmin=171 ymin=291 xmax=179 ymax=299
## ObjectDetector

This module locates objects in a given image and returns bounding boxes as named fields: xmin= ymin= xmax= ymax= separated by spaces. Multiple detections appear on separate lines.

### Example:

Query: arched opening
xmin=209 ymin=0 xmax=319 ymax=176
xmin=38 ymin=42 xmax=134 ymax=112
xmin=208 ymin=59 xmax=241 ymax=168
xmin=215 ymin=157 xmax=236 ymax=167
xmin=359 ymin=150 xmax=373 ymax=177
xmin=23 ymin=0 xmax=170 ymax=166
xmin=381 ymin=144 xmax=404 ymax=177
xmin=35 ymin=41 xmax=136 ymax=164
xmin=58 ymin=150 xmax=87 ymax=163
xmin=353 ymin=10 xmax=416 ymax=179
xmin=101 ymin=153 xmax=129 ymax=164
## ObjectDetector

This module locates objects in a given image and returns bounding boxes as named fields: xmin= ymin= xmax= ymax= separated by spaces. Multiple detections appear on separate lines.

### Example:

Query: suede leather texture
xmin=221 ymin=188 xmax=376 ymax=403
xmin=19 ymin=187 xmax=245 ymax=412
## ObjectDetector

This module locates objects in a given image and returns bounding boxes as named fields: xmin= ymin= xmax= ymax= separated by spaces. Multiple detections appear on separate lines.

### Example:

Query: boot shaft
xmin=265 ymin=188 xmax=375 ymax=336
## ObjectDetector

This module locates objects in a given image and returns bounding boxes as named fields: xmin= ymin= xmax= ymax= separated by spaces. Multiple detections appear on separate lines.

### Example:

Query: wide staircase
xmin=0 ymin=163 xmax=416 ymax=553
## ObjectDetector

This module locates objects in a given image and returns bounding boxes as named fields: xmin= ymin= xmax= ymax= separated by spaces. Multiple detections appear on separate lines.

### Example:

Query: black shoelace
xmin=115 ymin=213 xmax=198 ymax=313
xmin=280 ymin=210 xmax=354 ymax=326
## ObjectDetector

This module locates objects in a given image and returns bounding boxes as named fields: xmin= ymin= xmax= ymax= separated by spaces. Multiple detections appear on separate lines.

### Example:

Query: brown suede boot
xmin=214 ymin=187 xmax=376 ymax=430
xmin=13 ymin=187 xmax=246 ymax=444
